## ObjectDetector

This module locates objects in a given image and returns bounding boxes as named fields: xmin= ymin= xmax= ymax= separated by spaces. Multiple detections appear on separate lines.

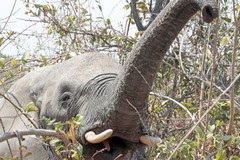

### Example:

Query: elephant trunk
xmin=108 ymin=0 xmax=218 ymax=140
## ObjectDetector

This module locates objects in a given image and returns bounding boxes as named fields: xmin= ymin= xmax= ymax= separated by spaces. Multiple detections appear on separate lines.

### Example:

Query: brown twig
xmin=0 ymin=129 xmax=70 ymax=148
xmin=203 ymin=7 xmax=219 ymax=153
xmin=14 ymin=131 xmax=23 ymax=160
xmin=226 ymin=0 xmax=239 ymax=136
xmin=0 ymin=118 xmax=13 ymax=157
xmin=91 ymin=147 xmax=108 ymax=160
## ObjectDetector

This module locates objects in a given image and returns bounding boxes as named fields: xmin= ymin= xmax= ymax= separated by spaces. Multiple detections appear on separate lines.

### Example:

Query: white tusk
xmin=140 ymin=135 xmax=161 ymax=146
xmin=85 ymin=129 xmax=113 ymax=144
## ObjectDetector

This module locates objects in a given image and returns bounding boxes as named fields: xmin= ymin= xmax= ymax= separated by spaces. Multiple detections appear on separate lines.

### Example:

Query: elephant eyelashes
xmin=60 ymin=92 xmax=72 ymax=109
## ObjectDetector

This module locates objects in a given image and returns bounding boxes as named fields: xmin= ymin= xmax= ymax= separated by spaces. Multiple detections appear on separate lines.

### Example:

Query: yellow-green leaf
xmin=0 ymin=37 xmax=4 ymax=46
xmin=220 ymin=37 xmax=229 ymax=46
xmin=41 ymin=55 xmax=47 ymax=66
xmin=68 ymin=15 xmax=73 ymax=22
xmin=11 ymin=59 xmax=17 ymax=66
xmin=26 ymin=102 xmax=39 ymax=113
xmin=43 ymin=5 xmax=50 ymax=11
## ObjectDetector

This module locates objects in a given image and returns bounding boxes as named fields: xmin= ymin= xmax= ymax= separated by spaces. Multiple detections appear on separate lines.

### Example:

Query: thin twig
xmin=0 ymin=118 xmax=13 ymax=157
xmin=1 ymin=0 xmax=17 ymax=33
xmin=203 ymin=18 xmax=217 ymax=153
xmin=226 ymin=0 xmax=238 ymax=135
xmin=14 ymin=131 xmax=23 ymax=160
xmin=126 ymin=99 xmax=147 ymax=130
xmin=91 ymin=147 xmax=108 ymax=160
xmin=150 ymin=92 xmax=195 ymax=121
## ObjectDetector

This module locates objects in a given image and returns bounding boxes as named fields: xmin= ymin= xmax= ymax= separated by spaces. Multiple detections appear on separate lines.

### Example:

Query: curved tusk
xmin=85 ymin=129 xmax=113 ymax=144
xmin=140 ymin=135 xmax=161 ymax=146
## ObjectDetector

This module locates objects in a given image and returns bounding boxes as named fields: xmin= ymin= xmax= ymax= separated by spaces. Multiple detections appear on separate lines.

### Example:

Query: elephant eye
xmin=60 ymin=92 xmax=72 ymax=109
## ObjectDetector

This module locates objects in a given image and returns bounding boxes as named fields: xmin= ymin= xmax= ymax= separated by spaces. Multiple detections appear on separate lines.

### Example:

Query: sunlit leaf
xmin=11 ymin=59 xmax=17 ymax=66
xmin=26 ymin=102 xmax=39 ymax=113
xmin=0 ymin=37 xmax=4 ymax=46
xmin=24 ymin=152 xmax=32 ymax=158
xmin=50 ymin=138 xmax=61 ymax=145
xmin=215 ymin=148 xmax=226 ymax=160
xmin=43 ymin=5 xmax=50 ymax=11
xmin=41 ymin=55 xmax=47 ymax=66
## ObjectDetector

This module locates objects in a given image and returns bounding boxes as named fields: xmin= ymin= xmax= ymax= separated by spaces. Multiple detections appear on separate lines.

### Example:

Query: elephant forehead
xmin=45 ymin=53 xmax=120 ymax=87
xmin=27 ymin=53 xmax=120 ymax=99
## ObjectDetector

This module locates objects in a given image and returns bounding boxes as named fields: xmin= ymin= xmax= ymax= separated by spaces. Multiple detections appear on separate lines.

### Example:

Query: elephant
xmin=0 ymin=0 xmax=218 ymax=159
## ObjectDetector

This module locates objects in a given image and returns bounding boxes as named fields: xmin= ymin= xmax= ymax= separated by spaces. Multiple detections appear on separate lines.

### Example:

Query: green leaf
xmin=43 ymin=116 xmax=56 ymax=126
xmin=216 ymin=148 xmax=226 ymax=160
xmin=22 ymin=54 xmax=27 ymax=65
xmin=25 ymin=102 xmax=39 ymax=113
xmin=24 ymin=152 xmax=32 ymax=158
xmin=41 ymin=55 xmax=47 ymax=66
xmin=50 ymin=138 xmax=61 ymax=145
xmin=220 ymin=37 xmax=229 ymax=46
xmin=65 ymin=54 xmax=71 ymax=60
xmin=48 ymin=28 xmax=53 ymax=35
xmin=54 ymin=122 xmax=63 ymax=131
xmin=72 ymin=114 xmax=82 ymax=126
xmin=215 ymin=120 xmax=221 ymax=127
xmin=0 ymin=59 xmax=5 ymax=68
xmin=218 ymin=135 xmax=232 ymax=141
xmin=230 ymin=155 xmax=240 ymax=160
xmin=25 ymin=3 xmax=29 ymax=8
xmin=68 ymin=15 xmax=73 ymax=22
xmin=11 ymin=59 xmax=17 ymax=66
xmin=208 ymin=125 xmax=215 ymax=133
xmin=7 ymin=31 xmax=14 ymax=36
xmin=221 ymin=17 xmax=231 ymax=23
xmin=43 ymin=5 xmax=50 ymax=11
xmin=0 ymin=37 xmax=4 ymax=46
xmin=106 ymin=19 xmax=111 ymax=25
xmin=123 ymin=4 xmax=130 ymax=10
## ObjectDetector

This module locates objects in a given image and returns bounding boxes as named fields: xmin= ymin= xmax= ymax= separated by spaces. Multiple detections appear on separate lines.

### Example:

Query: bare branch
xmin=130 ymin=0 xmax=169 ymax=31
xmin=0 ymin=129 xmax=70 ymax=148
xmin=130 ymin=0 xmax=146 ymax=31
xmin=227 ymin=0 xmax=239 ymax=135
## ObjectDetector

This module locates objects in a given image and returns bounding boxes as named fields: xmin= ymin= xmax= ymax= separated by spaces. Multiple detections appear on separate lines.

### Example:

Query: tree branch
xmin=130 ymin=0 xmax=169 ymax=31
xmin=0 ymin=129 xmax=70 ymax=148
xmin=226 ymin=0 xmax=238 ymax=136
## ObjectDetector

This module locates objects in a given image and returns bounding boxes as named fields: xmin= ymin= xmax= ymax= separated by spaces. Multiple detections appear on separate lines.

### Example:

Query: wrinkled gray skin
xmin=0 ymin=0 xmax=218 ymax=159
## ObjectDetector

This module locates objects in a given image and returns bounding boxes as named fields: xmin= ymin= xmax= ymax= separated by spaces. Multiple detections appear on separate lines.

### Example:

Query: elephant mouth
xmin=83 ymin=137 xmax=134 ymax=159
xmin=82 ymin=129 xmax=161 ymax=159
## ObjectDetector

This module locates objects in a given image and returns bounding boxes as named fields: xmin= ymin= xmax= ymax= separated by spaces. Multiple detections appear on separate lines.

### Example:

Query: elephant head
xmin=0 ymin=0 xmax=218 ymax=160
xmin=39 ymin=0 xmax=216 ymax=159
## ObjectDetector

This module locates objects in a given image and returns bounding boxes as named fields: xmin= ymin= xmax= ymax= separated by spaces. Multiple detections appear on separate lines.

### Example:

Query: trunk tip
xmin=202 ymin=4 xmax=218 ymax=23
